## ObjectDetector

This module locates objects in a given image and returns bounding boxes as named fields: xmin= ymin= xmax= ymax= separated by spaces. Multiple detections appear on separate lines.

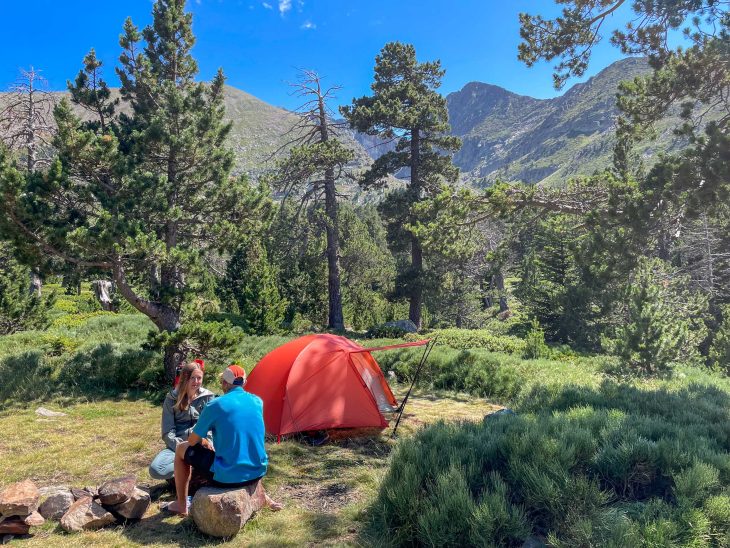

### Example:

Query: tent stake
xmin=392 ymin=337 xmax=437 ymax=437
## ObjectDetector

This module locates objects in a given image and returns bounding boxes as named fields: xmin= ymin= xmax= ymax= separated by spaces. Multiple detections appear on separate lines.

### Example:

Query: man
xmin=165 ymin=364 xmax=283 ymax=515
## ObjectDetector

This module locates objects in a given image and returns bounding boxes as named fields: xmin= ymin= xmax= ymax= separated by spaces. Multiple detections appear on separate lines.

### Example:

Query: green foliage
xmin=0 ymin=243 xmax=55 ymax=335
xmin=365 ymin=381 xmax=730 ymax=546
xmin=365 ymin=324 xmax=409 ymax=339
xmin=341 ymin=41 xmax=461 ymax=327
xmin=218 ymin=240 xmax=286 ymax=335
xmin=603 ymin=259 xmax=707 ymax=376
xmin=710 ymin=305 xmax=730 ymax=374
xmin=405 ymin=329 xmax=526 ymax=355
xmin=377 ymin=347 xmax=522 ymax=401
xmin=523 ymin=318 xmax=549 ymax=360
xmin=146 ymin=320 xmax=243 ymax=365
xmin=0 ymin=0 xmax=272 ymax=380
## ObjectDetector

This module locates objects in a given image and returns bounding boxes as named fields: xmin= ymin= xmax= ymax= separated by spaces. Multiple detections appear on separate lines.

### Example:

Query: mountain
xmin=446 ymin=57 xmax=690 ymax=186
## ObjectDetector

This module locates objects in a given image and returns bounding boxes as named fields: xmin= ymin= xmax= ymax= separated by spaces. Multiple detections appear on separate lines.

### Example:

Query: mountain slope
xmin=446 ymin=57 xmax=689 ymax=186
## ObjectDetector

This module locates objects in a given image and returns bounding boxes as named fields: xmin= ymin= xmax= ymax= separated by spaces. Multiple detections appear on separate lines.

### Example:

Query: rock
xmin=71 ymin=487 xmax=94 ymax=501
xmin=39 ymin=489 xmax=74 ymax=520
xmin=97 ymin=476 xmax=135 ymax=506
xmin=383 ymin=320 xmax=418 ymax=333
xmin=1 ymin=534 xmax=13 ymax=545
xmin=60 ymin=497 xmax=116 ymax=532
xmin=0 ymin=480 xmax=39 ymax=517
xmin=38 ymin=485 xmax=70 ymax=497
xmin=108 ymin=488 xmax=150 ymax=520
xmin=22 ymin=512 xmax=44 ymax=526
xmin=0 ymin=517 xmax=29 ymax=535
xmin=190 ymin=482 xmax=265 ymax=538
xmin=34 ymin=407 xmax=67 ymax=417
xmin=83 ymin=486 xmax=99 ymax=498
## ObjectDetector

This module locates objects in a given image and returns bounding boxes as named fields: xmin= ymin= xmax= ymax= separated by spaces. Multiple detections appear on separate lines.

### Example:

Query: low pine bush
xmin=364 ymin=381 xmax=730 ymax=546
xmin=405 ymin=328 xmax=526 ymax=354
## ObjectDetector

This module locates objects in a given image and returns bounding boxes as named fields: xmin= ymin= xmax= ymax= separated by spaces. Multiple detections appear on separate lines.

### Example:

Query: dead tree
xmin=0 ymin=67 xmax=57 ymax=172
xmin=269 ymin=70 xmax=354 ymax=330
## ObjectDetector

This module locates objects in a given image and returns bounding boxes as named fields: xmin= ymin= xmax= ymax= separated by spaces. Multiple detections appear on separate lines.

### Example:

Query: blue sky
xmin=2 ymin=1 xmax=647 ymax=110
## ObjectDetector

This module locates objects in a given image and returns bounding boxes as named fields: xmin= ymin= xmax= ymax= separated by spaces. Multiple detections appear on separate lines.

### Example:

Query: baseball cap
xmin=221 ymin=364 xmax=247 ymax=386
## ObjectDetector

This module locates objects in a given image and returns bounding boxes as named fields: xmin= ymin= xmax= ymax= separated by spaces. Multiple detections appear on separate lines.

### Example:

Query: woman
xmin=148 ymin=361 xmax=215 ymax=481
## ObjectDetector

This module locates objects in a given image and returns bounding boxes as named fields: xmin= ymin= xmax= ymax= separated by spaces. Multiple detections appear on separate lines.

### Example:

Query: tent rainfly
xmin=245 ymin=334 xmax=429 ymax=437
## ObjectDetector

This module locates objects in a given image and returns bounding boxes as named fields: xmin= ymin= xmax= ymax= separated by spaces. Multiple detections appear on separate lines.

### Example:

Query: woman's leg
xmin=148 ymin=448 xmax=176 ymax=480
xmin=165 ymin=442 xmax=192 ymax=515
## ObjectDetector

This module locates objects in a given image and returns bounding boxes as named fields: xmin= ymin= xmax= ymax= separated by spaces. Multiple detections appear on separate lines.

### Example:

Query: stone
xmin=383 ymin=319 xmax=418 ymax=333
xmin=108 ymin=488 xmax=150 ymax=520
xmin=0 ymin=517 xmax=29 ymax=535
xmin=190 ymin=482 xmax=265 ymax=538
xmin=39 ymin=489 xmax=75 ymax=520
xmin=1 ymin=534 xmax=13 ymax=545
xmin=71 ymin=487 xmax=94 ymax=501
xmin=83 ymin=486 xmax=99 ymax=498
xmin=22 ymin=512 xmax=44 ymax=526
xmin=34 ymin=407 xmax=67 ymax=417
xmin=97 ymin=476 xmax=136 ymax=506
xmin=60 ymin=497 xmax=116 ymax=532
xmin=0 ymin=480 xmax=39 ymax=517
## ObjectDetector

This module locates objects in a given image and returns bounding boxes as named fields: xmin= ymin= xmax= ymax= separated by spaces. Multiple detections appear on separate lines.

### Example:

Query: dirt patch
xmin=278 ymin=481 xmax=361 ymax=513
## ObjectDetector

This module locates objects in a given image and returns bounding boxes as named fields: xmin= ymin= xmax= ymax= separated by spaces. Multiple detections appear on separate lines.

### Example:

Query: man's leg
xmin=167 ymin=442 xmax=191 ymax=515
xmin=261 ymin=483 xmax=283 ymax=511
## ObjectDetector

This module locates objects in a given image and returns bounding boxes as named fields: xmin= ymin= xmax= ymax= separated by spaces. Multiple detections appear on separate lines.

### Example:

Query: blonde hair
xmin=174 ymin=362 xmax=204 ymax=412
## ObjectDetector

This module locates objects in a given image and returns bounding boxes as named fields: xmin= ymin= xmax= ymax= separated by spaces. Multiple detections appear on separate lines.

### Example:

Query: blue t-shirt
xmin=192 ymin=387 xmax=268 ymax=484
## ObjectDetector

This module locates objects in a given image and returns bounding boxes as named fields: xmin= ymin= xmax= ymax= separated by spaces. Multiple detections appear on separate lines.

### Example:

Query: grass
xmin=0 ymin=387 xmax=497 ymax=547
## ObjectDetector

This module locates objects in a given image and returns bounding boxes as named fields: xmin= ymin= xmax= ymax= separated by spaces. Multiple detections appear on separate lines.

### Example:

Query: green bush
xmin=376 ymin=346 xmax=523 ymax=401
xmin=405 ymin=328 xmax=526 ymax=354
xmin=710 ymin=305 xmax=730 ymax=374
xmin=366 ymin=324 xmax=410 ymax=339
xmin=523 ymin=318 xmax=549 ymax=359
xmin=364 ymin=381 xmax=730 ymax=546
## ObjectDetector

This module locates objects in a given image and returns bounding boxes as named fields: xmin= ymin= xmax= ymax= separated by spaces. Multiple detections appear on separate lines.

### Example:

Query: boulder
xmin=190 ymin=482 xmax=265 ymax=538
xmin=83 ymin=486 xmax=99 ymax=498
xmin=108 ymin=488 xmax=150 ymax=520
xmin=0 ymin=480 xmax=39 ymax=517
xmin=71 ymin=487 xmax=95 ymax=501
xmin=39 ymin=489 xmax=75 ymax=520
xmin=22 ymin=512 xmax=44 ymax=526
xmin=60 ymin=497 xmax=116 ymax=532
xmin=97 ymin=476 xmax=136 ymax=506
xmin=34 ymin=407 xmax=67 ymax=417
xmin=0 ymin=517 xmax=29 ymax=535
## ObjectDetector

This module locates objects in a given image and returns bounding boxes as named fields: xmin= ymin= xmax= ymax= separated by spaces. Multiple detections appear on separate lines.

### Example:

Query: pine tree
xmin=709 ymin=305 xmax=730 ymax=373
xmin=0 ymin=242 xmax=54 ymax=335
xmin=0 ymin=0 xmax=270 ymax=380
xmin=269 ymin=70 xmax=354 ymax=330
xmin=341 ymin=42 xmax=461 ymax=329
xmin=604 ymin=259 xmax=705 ymax=375
xmin=219 ymin=240 xmax=286 ymax=335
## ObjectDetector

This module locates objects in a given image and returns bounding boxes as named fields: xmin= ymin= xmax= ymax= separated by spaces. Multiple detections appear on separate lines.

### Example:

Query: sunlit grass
xmin=0 ymin=388 xmax=494 ymax=547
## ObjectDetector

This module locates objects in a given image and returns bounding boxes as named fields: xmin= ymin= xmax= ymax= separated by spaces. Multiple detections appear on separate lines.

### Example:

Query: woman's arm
xmin=161 ymin=396 xmax=184 ymax=451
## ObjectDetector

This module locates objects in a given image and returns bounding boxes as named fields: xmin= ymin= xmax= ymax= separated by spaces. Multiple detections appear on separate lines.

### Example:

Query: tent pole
xmin=392 ymin=337 xmax=437 ymax=437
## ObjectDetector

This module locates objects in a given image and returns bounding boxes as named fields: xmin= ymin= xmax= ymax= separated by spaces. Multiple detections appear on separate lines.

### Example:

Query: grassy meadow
xmin=1 ymin=285 xmax=729 ymax=546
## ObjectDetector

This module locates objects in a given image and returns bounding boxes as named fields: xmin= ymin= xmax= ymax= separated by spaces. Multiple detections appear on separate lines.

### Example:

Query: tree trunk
xmin=409 ymin=129 xmax=423 ymax=329
xmin=163 ymin=343 xmax=185 ymax=385
xmin=29 ymin=270 xmax=42 ymax=296
xmin=409 ymin=236 xmax=424 ymax=329
xmin=324 ymin=170 xmax=344 ymax=330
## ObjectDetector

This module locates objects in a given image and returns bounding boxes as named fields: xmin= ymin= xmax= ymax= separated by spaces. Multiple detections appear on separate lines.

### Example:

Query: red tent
xmin=245 ymin=334 xmax=429 ymax=437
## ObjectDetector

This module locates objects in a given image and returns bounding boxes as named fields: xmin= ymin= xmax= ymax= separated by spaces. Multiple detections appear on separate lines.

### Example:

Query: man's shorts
xmin=183 ymin=444 xmax=264 ymax=488
xmin=183 ymin=444 xmax=216 ymax=478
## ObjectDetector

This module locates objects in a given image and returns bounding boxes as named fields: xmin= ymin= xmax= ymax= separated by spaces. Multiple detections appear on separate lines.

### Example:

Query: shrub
xmin=363 ymin=381 xmax=730 ymax=547
xmin=523 ymin=318 xmax=549 ymax=359
xmin=404 ymin=328 xmax=526 ymax=354
xmin=709 ymin=305 xmax=730 ymax=374
xmin=366 ymin=324 xmax=409 ymax=339
xmin=376 ymin=346 xmax=523 ymax=401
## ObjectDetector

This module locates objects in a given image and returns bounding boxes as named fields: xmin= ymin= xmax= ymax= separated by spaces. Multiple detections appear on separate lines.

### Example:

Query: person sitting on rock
xmin=148 ymin=360 xmax=214 ymax=482
xmin=165 ymin=364 xmax=283 ymax=515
